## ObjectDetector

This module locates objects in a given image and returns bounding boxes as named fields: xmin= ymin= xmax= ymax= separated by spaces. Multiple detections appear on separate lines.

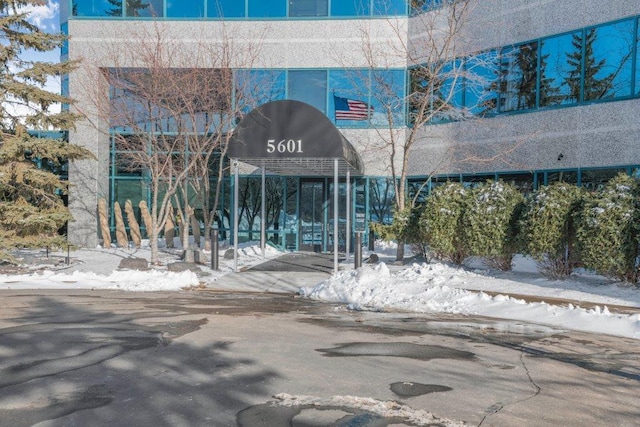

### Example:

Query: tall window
xmin=371 ymin=69 xmax=405 ymax=126
xmin=329 ymin=70 xmax=370 ymax=127
xmin=539 ymin=32 xmax=578 ymax=107
xmin=290 ymin=0 xmax=328 ymax=17
xmin=586 ymin=20 xmax=635 ymax=101
xmin=500 ymin=42 xmax=539 ymax=112
xmin=464 ymin=50 xmax=500 ymax=116
xmin=235 ymin=70 xmax=286 ymax=113
xmin=637 ymin=18 xmax=640 ymax=95
xmin=287 ymin=70 xmax=327 ymax=113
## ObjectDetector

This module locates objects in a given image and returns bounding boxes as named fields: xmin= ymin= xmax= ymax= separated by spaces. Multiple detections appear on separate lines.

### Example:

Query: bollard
xmin=211 ymin=229 xmax=219 ymax=270
xmin=65 ymin=245 xmax=70 ymax=265
xmin=368 ymin=229 xmax=375 ymax=251
xmin=354 ymin=232 xmax=362 ymax=269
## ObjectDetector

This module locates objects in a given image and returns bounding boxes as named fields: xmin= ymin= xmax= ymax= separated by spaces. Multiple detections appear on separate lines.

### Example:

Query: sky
xmin=1 ymin=241 xmax=639 ymax=341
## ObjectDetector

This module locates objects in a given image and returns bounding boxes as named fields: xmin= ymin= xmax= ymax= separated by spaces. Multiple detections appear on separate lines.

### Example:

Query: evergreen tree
xmin=564 ymin=28 xmax=613 ymax=103
xmin=0 ymin=0 xmax=93 ymax=259
xmin=514 ymin=42 xmax=538 ymax=110
xmin=125 ymin=0 xmax=149 ymax=17
xmin=106 ymin=0 xmax=123 ymax=17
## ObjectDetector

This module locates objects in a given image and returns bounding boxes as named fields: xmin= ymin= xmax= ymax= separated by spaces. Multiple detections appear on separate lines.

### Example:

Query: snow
xmin=1 ymin=240 xmax=639 ymax=340
xmin=273 ymin=393 xmax=464 ymax=426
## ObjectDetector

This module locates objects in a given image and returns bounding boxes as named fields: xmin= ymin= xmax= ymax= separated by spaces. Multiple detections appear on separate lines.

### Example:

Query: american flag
xmin=333 ymin=95 xmax=373 ymax=121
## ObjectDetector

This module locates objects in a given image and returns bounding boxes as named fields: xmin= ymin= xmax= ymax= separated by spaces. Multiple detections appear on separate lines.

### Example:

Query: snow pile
xmin=301 ymin=262 xmax=640 ymax=340
xmin=273 ymin=393 xmax=465 ymax=426
xmin=0 ymin=269 xmax=199 ymax=291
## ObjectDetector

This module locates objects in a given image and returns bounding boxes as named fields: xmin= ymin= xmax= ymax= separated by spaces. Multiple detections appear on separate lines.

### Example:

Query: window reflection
xmin=288 ymin=70 xmax=327 ymax=113
xmin=540 ymin=32 xmax=577 ymax=107
xmin=290 ymin=0 xmax=328 ymax=17
xmin=234 ymin=70 xmax=286 ymax=113
xmin=586 ymin=20 xmax=635 ymax=101
xmin=207 ymin=0 xmax=245 ymax=17
xmin=371 ymin=69 xmax=405 ymax=126
xmin=464 ymin=50 xmax=500 ymax=116
xmin=72 ymin=0 xmax=118 ymax=17
xmin=500 ymin=42 xmax=538 ymax=112
xmin=167 ymin=0 xmax=204 ymax=17
xmin=372 ymin=0 xmax=407 ymax=15
xmin=248 ymin=0 xmax=286 ymax=17
xmin=331 ymin=0 xmax=370 ymax=16
xmin=637 ymin=18 xmax=640 ymax=95
xmin=329 ymin=69 xmax=370 ymax=127
xmin=125 ymin=0 xmax=162 ymax=17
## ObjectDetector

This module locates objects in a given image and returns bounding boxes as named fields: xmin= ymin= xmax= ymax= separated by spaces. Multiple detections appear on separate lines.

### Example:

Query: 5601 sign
xmin=266 ymin=139 xmax=303 ymax=154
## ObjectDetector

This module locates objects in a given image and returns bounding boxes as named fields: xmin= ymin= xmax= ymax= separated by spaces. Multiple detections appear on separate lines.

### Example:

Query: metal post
xmin=65 ymin=244 xmax=70 ymax=265
xmin=345 ymin=169 xmax=351 ymax=262
xmin=369 ymin=228 xmax=375 ymax=251
xmin=261 ymin=162 xmax=266 ymax=260
xmin=211 ymin=229 xmax=219 ymax=270
xmin=354 ymin=232 xmax=362 ymax=269
xmin=233 ymin=159 xmax=239 ymax=273
xmin=333 ymin=158 xmax=339 ymax=274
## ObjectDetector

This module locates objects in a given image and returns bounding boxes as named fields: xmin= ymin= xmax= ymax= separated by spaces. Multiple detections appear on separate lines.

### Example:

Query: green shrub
xmin=419 ymin=182 xmax=468 ymax=265
xmin=463 ymin=180 xmax=524 ymax=270
xmin=371 ymin=204 xmax=425 ymax=245
xmin=521 ymin=182 xmax=584 ymax=278
xmin=576 ymin=174 xmax=639 ymax=282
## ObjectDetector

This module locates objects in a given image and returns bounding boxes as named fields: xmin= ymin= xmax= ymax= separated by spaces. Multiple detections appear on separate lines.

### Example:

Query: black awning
xmin=228 ymin=100 xmax=364 ymax=176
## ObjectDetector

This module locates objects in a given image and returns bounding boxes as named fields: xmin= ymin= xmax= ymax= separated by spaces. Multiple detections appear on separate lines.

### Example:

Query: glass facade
xmin=70 ymin=0 xmax=408 ymax=18
xmin=420 ymin=16 xmax=640 ymax=123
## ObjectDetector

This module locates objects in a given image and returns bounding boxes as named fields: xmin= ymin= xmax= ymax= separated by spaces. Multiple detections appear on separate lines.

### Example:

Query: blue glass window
xmin=586 ymin=20 xmax=635 ymax=101
xmin=432 ymin=60 xmax=464 ymax=122
xmin=207 ymin=0 xmax=245 ymax=17
xmin=167 ymin=0 xmax=204 ymax=17
xmin=235 ymin=70 xmax=286 ymax=112
xmin=290 ymin=0 xmax=328 ymax=17
xmin=464 ymin=50 xmax=500 ymax=116
xmin=499 ymin=42 xmax=539 ymax=112
xmin=248 ymin=0 xmax=286 ymax=17
xmin=372 ymin=0 xmax=407 ymax=15
xmin=72 ymin=0 xmax=120 ymax=17
xmin=539 ymin=32 xmax=578 ymax=107
xmin=329 ymin=70 xmax=370 ymax=127
xmin=637 ymin=18 xmax=640 ymax=95
xmin=331 ymin=0 xmax=370 ymax=16
xmin=288 ymin=70 xmax=327 ymax=113
xmin=371 ymin=69 xmax=405 ymax=126
xmin=126 ymin=0 xmax=163 ymax=17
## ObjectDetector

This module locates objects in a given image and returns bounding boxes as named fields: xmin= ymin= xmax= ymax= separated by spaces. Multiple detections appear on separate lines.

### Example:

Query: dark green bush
xmin=419 ymin=182 xmax=469 ymax=265
xmin=463 ymin=180 xmax=524 ymax=270
xmin=521 ymin=182 xmax=584 ymax=278
xmin=575 ymin=174 xmax=639 ymax=282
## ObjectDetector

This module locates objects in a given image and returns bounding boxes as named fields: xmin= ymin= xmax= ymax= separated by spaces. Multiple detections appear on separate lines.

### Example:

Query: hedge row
xmin=386 ymin=173 xmax=640 ymax=282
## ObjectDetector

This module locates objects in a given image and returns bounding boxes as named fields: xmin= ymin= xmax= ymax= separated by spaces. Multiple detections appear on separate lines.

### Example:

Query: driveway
xmin=0 ymin=289 xmax=638 ymax=426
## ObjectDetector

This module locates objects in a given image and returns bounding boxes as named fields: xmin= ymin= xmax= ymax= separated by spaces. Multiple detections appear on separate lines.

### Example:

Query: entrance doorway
xmin=299 ymin=179 xmax=325 ymax=252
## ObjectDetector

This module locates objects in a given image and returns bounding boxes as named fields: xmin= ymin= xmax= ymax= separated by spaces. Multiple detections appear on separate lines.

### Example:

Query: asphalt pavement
xmin=0 ymin=289 xmax=638 ymax=426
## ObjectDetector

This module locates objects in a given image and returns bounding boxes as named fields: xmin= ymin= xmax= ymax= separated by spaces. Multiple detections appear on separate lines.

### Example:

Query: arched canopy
xmin=228 ymin=100 xmax=364 ymax=176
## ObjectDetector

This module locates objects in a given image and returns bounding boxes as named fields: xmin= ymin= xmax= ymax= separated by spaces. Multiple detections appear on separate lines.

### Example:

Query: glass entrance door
xmin=299 ymin=179 xmax=325 ymax=252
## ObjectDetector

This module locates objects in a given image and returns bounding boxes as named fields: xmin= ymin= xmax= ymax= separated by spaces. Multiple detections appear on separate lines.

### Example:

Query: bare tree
xmin=80 ymin=23 xmax=266 ymax=263
xmin=356 ymin=0 xmax=501 ymax=261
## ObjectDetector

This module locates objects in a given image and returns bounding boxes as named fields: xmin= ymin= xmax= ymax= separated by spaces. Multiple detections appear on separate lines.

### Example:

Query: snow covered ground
xmin=1 ymin=240 xmax=639 ymax=340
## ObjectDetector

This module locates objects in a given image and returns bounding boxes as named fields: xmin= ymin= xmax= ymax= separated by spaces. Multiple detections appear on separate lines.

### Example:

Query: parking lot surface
xmin=0 ymin=289 xmax=638 ymax=426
